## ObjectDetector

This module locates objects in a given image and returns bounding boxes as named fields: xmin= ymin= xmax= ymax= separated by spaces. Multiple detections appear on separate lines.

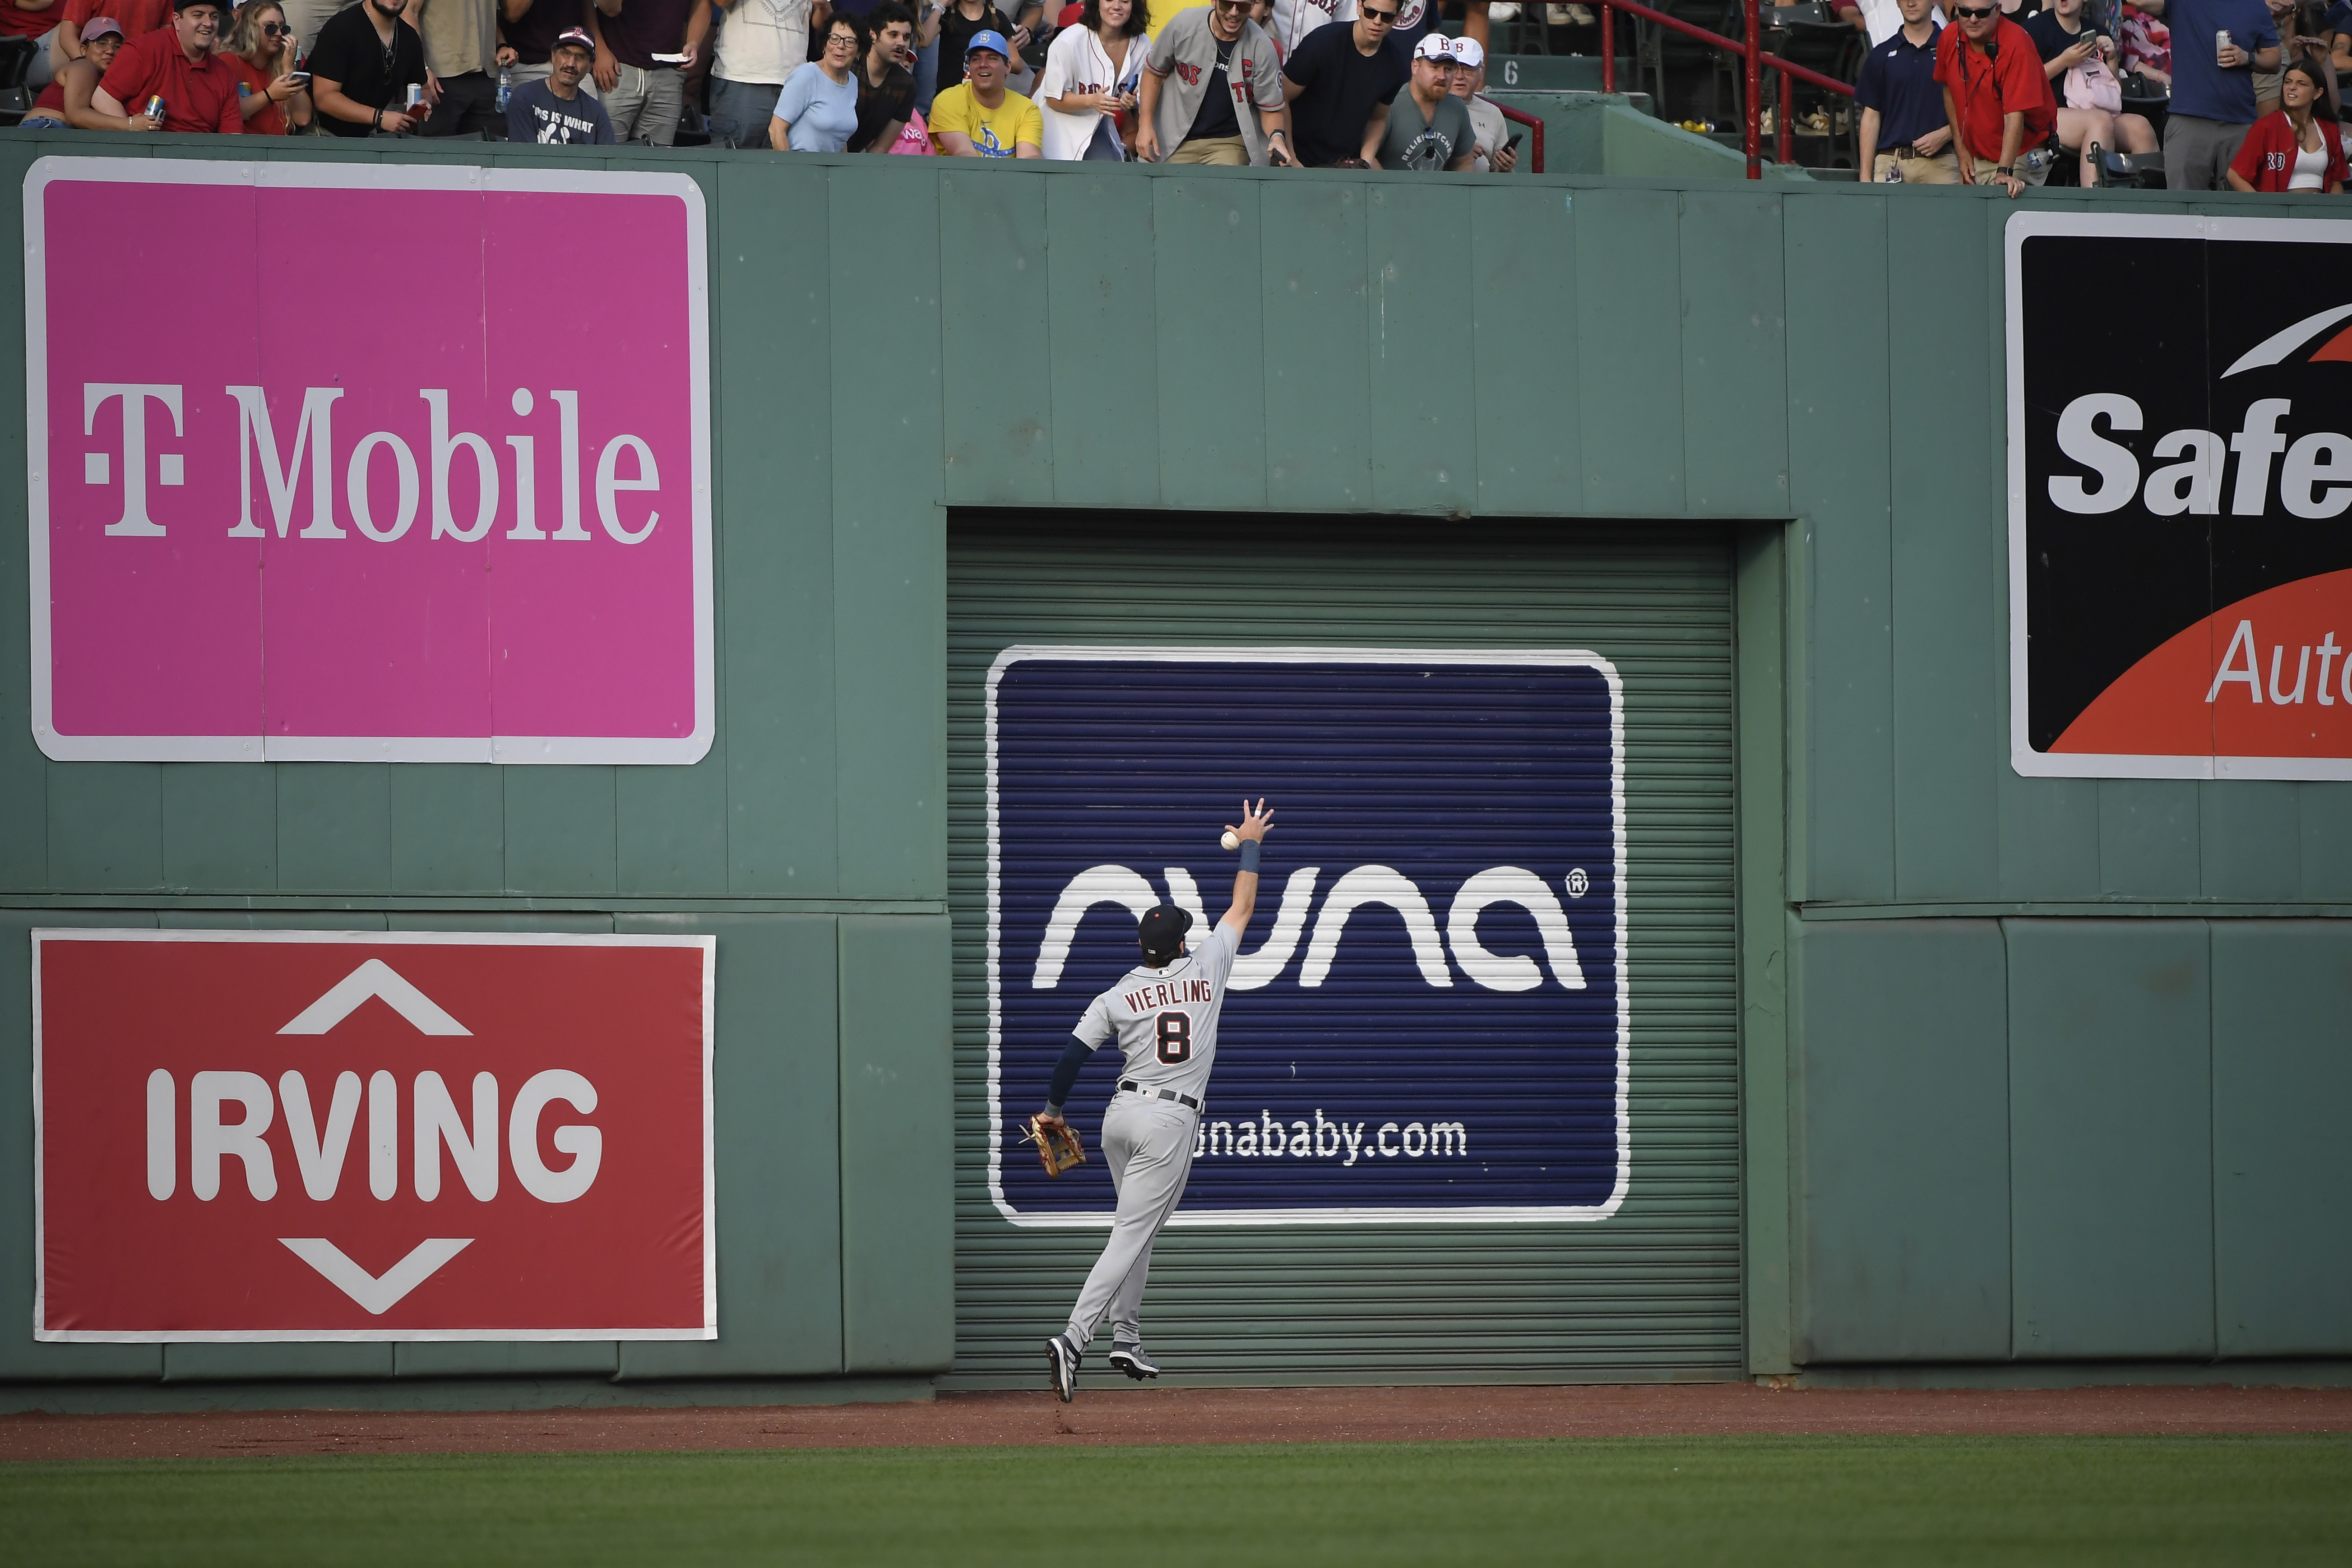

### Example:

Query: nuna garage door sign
xmin=986 ymin=647 xmax=1631 ymax=1226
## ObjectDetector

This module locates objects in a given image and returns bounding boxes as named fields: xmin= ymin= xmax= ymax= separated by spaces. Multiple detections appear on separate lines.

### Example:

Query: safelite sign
xmin=2008 ymin=213 xmax=2352 ymax=779
xmin=32 ymin=931 xmax=715 ymax=1342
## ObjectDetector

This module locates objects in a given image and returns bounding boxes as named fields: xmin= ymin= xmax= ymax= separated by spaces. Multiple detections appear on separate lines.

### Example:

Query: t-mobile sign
xmin=34 ymin=930 xmax=715 ymax=1341
xmin=23 ymin=159 xmax=712 ymax=763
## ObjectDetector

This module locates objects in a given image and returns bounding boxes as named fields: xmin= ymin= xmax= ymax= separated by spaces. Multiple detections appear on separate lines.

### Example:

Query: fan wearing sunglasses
xmin=1935 ymin=0 xmax=2059 ymax=194
xmin=1135 ymin=0 xmax=1293 ymax=165
xmin=225 ymin=1 xmax=312 ymax=131
xmin=1279 ymin=0 xmax=1404 ymax=164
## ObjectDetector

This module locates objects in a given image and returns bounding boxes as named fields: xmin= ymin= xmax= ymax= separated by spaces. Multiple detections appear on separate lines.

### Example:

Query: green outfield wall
xmin=1 ymin=134 xmax=2345 ymax=1407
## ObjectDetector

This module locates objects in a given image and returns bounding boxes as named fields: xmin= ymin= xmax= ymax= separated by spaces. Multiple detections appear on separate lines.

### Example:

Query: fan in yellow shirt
xmin=931 ymin=29 xmax=1044 ymax=155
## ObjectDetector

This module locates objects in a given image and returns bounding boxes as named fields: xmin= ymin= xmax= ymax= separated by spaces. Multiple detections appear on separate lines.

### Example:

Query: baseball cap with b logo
xmin=1449 ymin=34 xmax=1485 ymax=66
xmin=1412 ymin=32 xmax=1454 ymax=61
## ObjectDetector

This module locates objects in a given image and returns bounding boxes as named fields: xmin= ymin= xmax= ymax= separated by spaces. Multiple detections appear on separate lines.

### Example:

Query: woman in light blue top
xmin=769 ymin=14 xmax=865 ymax=150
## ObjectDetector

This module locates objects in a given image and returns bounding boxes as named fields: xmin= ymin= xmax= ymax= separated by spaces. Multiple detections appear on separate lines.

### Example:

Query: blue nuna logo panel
xmin=986 ymin=647 xmax=1630 ymax=1226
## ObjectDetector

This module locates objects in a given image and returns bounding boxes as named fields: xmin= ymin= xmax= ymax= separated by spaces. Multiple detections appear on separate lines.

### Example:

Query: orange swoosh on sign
xmin=2050 ymin=568 xmax=2352 ymax=760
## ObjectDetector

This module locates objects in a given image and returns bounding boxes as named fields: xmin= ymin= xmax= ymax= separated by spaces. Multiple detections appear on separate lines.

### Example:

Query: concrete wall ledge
xmin=0 ymin=1376 xmax=936 ymax=1416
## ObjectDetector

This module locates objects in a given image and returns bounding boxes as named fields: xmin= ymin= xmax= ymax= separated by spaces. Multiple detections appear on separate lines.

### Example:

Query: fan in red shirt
xmin=1935 ymin=0 xmax=2057 ymax=196
xmin=42 ymin=0 xmax=167 ymax=80
xmin=0 ymin=0 xmax=64 ymax=47
xmin=2227 ymin=60 xmax=2347 ymax=193
xmin=94 ymin=0 xmax=241 ymax=132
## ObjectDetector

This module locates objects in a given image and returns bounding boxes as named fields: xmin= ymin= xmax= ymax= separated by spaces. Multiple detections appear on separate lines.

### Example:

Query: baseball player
xmin=1040 ymin=797 xmax=1273 ymax=1401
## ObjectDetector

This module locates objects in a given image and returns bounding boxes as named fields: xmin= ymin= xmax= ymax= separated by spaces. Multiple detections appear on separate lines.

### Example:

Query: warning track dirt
xmin=5 ymin=1383 xmax=2348 ymax=1462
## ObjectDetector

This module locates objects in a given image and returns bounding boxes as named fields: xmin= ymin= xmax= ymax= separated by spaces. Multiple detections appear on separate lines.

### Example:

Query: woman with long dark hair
xmin=2228 ymin=58 xmax=2347 ymax=190
xmin=1038 ymin=0 xmax=1146 ymax=157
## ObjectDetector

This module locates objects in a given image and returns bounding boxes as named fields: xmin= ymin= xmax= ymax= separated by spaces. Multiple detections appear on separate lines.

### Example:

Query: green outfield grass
xmin=6 ymin=1435 xmax=2349 ymax=1567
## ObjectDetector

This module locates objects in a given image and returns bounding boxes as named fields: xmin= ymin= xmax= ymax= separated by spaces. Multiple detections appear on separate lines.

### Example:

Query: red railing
xmin=1596 ymin=0 xmax=1855 ymax=179
xmin=1496 ymin=102 xmax=1547 ymax=174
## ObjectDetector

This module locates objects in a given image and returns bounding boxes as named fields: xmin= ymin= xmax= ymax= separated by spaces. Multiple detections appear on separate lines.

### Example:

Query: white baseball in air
xmin=1221 ymin=830 xmax=1242 ymax=852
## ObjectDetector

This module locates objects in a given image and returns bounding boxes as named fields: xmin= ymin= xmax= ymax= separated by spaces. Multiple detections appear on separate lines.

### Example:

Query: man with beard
xmin=308 ymin=0 xmax=432 ymax=132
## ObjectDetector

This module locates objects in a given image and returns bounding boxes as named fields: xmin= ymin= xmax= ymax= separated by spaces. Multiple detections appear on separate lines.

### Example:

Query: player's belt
xmin=1119 ymin=1081 xmax=1202 ymax=1111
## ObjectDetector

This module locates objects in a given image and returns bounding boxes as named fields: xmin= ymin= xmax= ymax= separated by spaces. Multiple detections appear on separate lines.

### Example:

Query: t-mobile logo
xmin=83 ymin=383 xmax=185 ymax=538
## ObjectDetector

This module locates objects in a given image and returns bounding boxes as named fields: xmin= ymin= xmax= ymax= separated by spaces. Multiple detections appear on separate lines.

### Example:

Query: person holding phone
xmin=1037 ymin=0 xmax=1144 ymax=157
xmin=224 ymin=0 xmax=310 ymax=131
xmin=1445 ymin=33 xmax=1513 ymax=170
xmin=2023 ymin=0 xmax=2158 ymax=181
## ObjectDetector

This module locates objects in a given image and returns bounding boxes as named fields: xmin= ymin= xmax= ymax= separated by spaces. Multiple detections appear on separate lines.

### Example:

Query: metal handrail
xmin=1596 ymin=0 xmax=1855 ymax=178
xmin=1495 ymin=102 xmax=1547 ymax=173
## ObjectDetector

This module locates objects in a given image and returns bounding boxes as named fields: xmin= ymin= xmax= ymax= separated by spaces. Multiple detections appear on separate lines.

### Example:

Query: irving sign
xmin=2007 ymin=213 xmax=2352 ymax=780
xmin=23 ymin=160 xmax=712 ymax=765
xmin=33 ymin=931 xmax=715 ymax=1342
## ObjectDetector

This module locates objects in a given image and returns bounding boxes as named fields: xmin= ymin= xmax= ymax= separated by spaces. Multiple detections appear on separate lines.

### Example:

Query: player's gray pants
xmin=1064 ymin=1092 xmax=1197 ymax=1351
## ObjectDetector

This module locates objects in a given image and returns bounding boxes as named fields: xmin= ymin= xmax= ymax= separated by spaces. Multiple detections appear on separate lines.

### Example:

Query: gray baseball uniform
xmin=1060 ymin=920 xmax=1241 ymax=1351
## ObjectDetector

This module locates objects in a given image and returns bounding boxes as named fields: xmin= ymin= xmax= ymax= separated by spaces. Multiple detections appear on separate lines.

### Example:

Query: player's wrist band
xmin=1238 ymin=839 xmax=1261 ymax=872
xmin=1042 ymin=1101 xmax=1063 ymax=1120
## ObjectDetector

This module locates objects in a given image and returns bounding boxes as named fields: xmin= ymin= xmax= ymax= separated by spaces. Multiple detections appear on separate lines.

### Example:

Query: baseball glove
xmin=1021 ymin=1115 xmax=1087 ymax=1178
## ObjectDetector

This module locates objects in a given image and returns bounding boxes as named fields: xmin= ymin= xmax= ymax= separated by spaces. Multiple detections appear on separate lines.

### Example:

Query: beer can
xmin=142 ymin=95 xmax=164 ymax=122
xmin=2216 ymin=28 xmax=2231 ymax=63
xmin=405 ymin=83 xmax=425 ymax=112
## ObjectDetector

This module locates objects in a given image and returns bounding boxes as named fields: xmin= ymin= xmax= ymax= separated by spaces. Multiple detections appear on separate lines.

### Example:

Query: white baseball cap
xmin=1449 ymin=34 xmax=1484 ymax=66
xmin=1412 ymin=32 xmax=1453 ymax=61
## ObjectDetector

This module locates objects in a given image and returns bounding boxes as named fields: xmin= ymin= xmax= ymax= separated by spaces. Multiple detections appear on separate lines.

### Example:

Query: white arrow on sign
xmin=279 ymin=1237 xmax=474 ymax=1314
xmin=277 ymin=958 xmax=472 ymax=1036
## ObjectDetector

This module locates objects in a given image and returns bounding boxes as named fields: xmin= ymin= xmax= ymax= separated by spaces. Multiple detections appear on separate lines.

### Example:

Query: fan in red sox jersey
xmin=1039 ymin=798 xmax=1272 ymax=1399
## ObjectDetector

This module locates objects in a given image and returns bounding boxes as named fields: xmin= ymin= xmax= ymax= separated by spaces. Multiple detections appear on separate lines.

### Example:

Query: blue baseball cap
xmin=965 ymin=27 xmax=1009 ymax=57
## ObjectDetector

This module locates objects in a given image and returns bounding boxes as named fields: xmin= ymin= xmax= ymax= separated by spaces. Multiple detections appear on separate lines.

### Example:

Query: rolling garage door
xmin=946 ymin=513 xmax=1740 ymax=1384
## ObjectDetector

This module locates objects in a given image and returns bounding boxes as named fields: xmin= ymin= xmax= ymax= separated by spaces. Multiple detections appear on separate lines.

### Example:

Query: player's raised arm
xmin=1219 ymin=798 xmax=1273 ymax=936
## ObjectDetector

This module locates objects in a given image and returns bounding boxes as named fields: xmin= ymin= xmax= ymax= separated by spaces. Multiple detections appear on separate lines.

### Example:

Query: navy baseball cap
xmin=965 ymin=26 xmax=1009 ymax=57
xmin=1137 ymin=904 xmax=1194 ymax=959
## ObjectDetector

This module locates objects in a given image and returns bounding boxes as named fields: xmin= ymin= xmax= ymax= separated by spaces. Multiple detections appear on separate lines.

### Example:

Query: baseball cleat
xmin=1108 ymin=1345 xmax=1160 ymax=1380
xmin=1046 ymin=1334 xmax=1078 ymax=1402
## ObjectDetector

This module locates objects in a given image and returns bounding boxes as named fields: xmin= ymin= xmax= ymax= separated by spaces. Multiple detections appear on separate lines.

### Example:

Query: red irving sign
xmin=33 ymin=931 xmax=714 ymax=1342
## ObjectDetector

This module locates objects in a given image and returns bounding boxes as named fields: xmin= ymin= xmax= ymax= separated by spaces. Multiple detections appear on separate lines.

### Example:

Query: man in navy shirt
xmin=1857 ymin=0 xmax=1955 ymax=180
xmin=2140 ymin=0 xmax=2278 ymax=186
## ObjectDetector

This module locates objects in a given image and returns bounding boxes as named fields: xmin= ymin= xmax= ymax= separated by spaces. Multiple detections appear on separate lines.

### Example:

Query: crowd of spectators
xmin=5 ymin=0 xmax=1524 ymax=168
xmin=7 ymin=0 xmax=2336 ymax=193
xmin=1856 ymin=0 xmax=2344 ymax=192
